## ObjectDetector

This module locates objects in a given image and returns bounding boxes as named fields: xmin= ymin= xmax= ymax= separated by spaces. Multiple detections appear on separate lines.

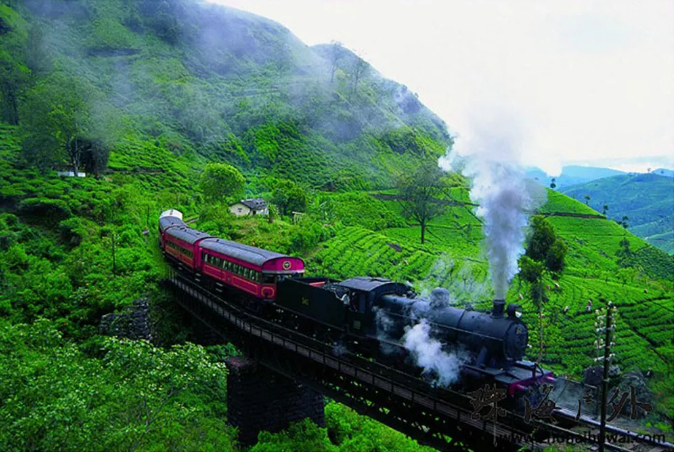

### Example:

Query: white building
xmin=229 ymin=198 xmax=269 ymax=216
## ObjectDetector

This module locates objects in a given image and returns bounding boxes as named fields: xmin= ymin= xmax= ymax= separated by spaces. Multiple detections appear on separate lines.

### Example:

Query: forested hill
xmin=561 ymin=173 xmax=674 ymax=254
xmin=0 ymin=0 xmax=450 ymax=188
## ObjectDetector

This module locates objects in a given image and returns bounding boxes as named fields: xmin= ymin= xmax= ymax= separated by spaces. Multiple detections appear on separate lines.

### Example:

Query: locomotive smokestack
xmin=492 ymin=299 xmax=505 ymax=318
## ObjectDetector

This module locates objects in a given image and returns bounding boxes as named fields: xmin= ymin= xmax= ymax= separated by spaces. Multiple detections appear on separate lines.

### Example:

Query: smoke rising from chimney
xmin=440 ymin=114 xmax=546 ymax=299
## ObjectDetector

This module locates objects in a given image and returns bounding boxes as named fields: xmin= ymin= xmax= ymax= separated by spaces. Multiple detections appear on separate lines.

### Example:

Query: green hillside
xmin=312 ymin=187 xmax=674 ymax=419
xmin=1 ymin=0 xmax=673 ymax=450
xmin=1 ymin=0 xmax=450 ymax=189
xmin=561 ymin=173 xmax=674 ymax=254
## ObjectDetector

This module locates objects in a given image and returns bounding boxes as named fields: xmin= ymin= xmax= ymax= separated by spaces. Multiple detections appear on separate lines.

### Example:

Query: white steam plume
xmin=403 ymin=319 xmax=467 ymax=387
xmin=470 ymin=162 xmax=542 ymax=298
xmin=440 ymin=112 xmax=546 ymax=299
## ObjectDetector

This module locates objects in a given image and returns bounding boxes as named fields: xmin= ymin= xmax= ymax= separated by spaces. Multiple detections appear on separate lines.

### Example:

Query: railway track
xmin=166 ymin=267 xmax=673 ymax=451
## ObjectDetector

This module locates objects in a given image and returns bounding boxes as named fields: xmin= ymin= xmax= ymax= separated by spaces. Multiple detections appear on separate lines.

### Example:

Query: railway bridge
xmin=164 ymin=269 xmax=673 ymax=452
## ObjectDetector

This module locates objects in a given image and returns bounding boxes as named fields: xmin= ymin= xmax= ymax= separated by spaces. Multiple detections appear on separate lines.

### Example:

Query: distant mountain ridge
xmin=526 ymin=165 xmax=626 ymax=189
xmin=561 ymin=173 xmax=674 ymax=254
xmin=652 ymin=168 xmax=674 ymax=178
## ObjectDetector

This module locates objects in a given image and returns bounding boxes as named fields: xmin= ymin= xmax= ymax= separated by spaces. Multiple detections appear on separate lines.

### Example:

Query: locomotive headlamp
xmin=507 ymin=304 xmax=523 ymax=318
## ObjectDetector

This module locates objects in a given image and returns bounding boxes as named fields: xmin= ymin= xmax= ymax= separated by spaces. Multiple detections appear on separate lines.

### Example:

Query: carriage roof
xmin=200 ymin=238 xmax=302 ymax=269
xmin=159 ymin=215 xmax=186 ymax=233
xmin=165 ymin=225 xmax=213 ymax=245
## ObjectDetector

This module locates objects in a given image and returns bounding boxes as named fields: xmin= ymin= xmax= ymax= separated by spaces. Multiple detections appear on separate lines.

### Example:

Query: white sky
xmin=206 ymin=0 xmax=674 ymax=175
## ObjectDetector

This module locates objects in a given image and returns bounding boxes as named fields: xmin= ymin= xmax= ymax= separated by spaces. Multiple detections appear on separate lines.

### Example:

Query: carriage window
xmin=263 ymin=274 xmax=276 ymax=284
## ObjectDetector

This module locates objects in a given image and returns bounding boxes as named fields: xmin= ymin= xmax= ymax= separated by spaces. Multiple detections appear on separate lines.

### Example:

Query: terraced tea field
xmin=317 ymin=188 xmax=674 ymax=415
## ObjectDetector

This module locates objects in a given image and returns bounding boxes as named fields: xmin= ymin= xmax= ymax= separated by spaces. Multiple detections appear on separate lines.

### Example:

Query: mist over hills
xmin=1 ymin=0 xmax=673 ymax=448
xmin=2 ymin=0 xmax=451 ymax=188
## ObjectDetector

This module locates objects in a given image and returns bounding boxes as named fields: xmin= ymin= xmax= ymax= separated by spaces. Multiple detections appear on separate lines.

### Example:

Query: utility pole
xmin=595 ymin=300 xmax=617 ymax=452
xmin=538 ymin=308 xmax=545 ymax=363
xmin=111 ymin=231 xmax=117 ymax=275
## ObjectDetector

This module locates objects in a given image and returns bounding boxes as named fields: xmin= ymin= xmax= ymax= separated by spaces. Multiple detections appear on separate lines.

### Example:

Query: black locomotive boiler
xmin=276 ymin=276 xmax=554 ymax=396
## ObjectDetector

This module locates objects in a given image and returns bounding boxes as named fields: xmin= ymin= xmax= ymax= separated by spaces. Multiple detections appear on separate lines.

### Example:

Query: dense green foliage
xmin=271 ymin=178 xmax=308 ymax=215
xmin=200 ymin=162 xmax=245 ymax=202
xmin=525 ymin=216 xmax=567 ymax=274
xmin=250 ymin=403 xmax=435 ymax=452
xmin=561 ymin=173 xmax=674 ymax=253
xmin=0 ymin=319 xmax=234 ymax=452
xmin=0 ymin=0 xmax=672 ymax=449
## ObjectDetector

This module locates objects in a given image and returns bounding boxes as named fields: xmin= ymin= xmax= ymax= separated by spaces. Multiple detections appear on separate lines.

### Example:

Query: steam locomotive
xmin=159 ymin=209 xmax=554 ymax=397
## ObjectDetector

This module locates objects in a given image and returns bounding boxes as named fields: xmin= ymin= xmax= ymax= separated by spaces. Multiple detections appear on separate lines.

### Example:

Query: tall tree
xmin=396 ymin=161 xmax=446 ymax=244
xmin=0 ymin=52 xmax=29 ymax=125
xmin=271 ymin=179 xmax=308 ymax=215
xmin=199 ymin=163 xmax=245 ymax=202
xmin=518 ymin=255 xmax=547 ymax=362
xmin=525 ymin=216 xmax=567 ymax=275
xmin=526 ymin=216 xmax=556 ymax=262
xmin=327 ymin=41 xmax=343 ymax=84
xmin=350 ymin=57 xmax=369 ymax=99
xmin=520 ymin=216 xmax=567 ymax=363
xmin=20 ymin=72 xmax=98 ymax=174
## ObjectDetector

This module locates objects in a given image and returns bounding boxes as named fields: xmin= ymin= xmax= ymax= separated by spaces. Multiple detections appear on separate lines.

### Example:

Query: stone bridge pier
xmin=225 ymin=356 xmax=325 ymax=446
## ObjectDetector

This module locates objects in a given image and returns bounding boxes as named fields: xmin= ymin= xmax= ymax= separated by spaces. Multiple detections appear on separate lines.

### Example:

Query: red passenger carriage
xmin=200 ymin=239 xmax=304 ymax=300
xmin=158 ymin=210 xmax=305 ymax=301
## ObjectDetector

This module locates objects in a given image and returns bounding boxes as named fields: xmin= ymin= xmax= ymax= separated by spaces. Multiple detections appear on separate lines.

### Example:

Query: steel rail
xmin=166 ymin=269 xmax=673 ymax=451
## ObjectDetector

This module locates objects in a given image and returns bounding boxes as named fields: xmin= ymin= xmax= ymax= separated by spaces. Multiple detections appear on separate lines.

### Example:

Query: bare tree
xmin=350 ymin=57 xmax=369 ymax=99
xmin=328 ymin=41 xmax=343 ymax=83
xmin=396 ymin=162 xmax=447 ymax=244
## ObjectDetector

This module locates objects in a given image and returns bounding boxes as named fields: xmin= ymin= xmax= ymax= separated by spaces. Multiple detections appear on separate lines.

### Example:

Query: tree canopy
xmin=19 ymin=72 xmax=113 ymax=175
xmin=199 ymin=163 xmax=245 ymax=202
xmin=396 ymin=161 xmax=447 ymax=244
xmin=525 ymin=216 xmax=567 ymax=274
xmin=271 ymin=179 xmax=308 ymax=215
